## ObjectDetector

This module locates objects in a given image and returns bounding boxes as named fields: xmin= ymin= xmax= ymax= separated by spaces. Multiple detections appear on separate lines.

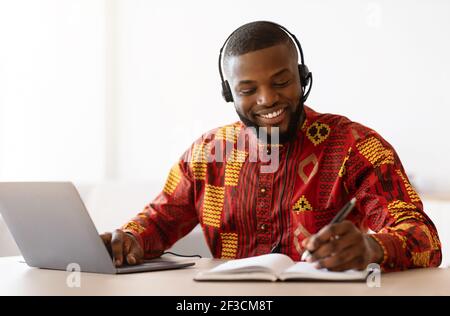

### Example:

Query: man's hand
xmin=301 ymin=220 xmax=384 ymax=271
xmin=100 ymin=229 xmax=144 ymax=267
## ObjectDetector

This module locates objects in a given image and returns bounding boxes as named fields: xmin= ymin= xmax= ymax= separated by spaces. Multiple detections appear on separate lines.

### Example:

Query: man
xmin=101 ymin=21 xmax=441 ymax=272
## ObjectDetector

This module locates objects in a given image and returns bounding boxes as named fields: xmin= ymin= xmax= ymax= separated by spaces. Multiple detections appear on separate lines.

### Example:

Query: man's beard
xmin=235 ymin=103 xmax=304 ymax=144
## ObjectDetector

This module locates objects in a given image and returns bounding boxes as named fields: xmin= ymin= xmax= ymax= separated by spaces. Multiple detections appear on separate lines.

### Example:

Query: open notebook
xmin=194 ymin=253 xmax=370 ymax=282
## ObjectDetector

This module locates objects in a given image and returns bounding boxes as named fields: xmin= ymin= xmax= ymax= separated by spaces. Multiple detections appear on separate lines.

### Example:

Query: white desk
xmin=0 ymin=256 xmax=449 ymax=296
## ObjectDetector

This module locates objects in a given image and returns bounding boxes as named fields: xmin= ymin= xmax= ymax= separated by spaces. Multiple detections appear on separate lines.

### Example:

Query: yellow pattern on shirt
xmin=356 ymin=136 xmax=394 ymax=167
xmin=221 ymin=232 xmax=238 ymax=259
xmin=163 ymin=163 xmax=182 ymax=195
xmin=224 ymin=149 xmax=247 ymax=186
xmin=202 ymin=184 xmax=225 ymax=228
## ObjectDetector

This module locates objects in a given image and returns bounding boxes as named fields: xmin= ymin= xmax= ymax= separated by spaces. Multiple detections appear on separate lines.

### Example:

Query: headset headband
xmin=218 ymin=21 xmax=306 ymax=85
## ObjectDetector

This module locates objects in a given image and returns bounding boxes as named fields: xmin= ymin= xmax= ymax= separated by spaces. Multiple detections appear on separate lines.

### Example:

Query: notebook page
xmin=194 ymin=272 xmax=278 ymax=282
xmin=279 ymin=262 xmax=368 ymax=281
xmin=207 ymin=254 xmax=295 ymax=275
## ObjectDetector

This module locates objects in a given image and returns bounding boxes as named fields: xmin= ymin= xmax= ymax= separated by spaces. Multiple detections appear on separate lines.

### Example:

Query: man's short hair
xmin=223 ymin=21 xmax=298 ymax=74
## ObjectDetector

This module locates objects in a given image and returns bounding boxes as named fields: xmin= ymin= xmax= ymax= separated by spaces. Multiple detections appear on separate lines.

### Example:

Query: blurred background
xmin=0 ymin=0 xmax=449 ymax=263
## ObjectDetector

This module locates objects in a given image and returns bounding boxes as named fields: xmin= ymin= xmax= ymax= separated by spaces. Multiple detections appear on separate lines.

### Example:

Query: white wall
xmin=0 ymin=0 xmax=106 ymax=182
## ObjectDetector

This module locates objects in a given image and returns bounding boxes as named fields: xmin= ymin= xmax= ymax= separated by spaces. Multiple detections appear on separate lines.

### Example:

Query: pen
xmin=301 ymin=197 xmax=357 ymax=262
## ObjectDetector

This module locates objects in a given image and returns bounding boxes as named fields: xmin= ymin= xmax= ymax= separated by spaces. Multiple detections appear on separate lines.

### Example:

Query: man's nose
xmin=256 ymin=86 xmax=279 ymax=107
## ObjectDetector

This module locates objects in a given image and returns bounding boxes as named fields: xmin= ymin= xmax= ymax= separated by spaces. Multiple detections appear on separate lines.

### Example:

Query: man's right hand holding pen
xmin=301 ymin=198 xmax=384 ymax=271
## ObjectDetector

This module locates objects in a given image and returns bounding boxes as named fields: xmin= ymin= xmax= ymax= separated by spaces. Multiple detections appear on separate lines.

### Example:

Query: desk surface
xmin=1 ymin=256 xmax=449 ymax=296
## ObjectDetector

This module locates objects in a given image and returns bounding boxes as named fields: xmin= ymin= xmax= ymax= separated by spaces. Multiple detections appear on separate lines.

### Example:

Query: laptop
xmin=0 ymin=182 xmax=195 ymax=274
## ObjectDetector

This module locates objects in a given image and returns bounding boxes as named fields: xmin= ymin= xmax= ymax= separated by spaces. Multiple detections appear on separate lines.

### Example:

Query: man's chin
xmin=266 ymin=125 xmax=289 ymax=136
xmin=258 ymin=129 xmax=291 ymax=145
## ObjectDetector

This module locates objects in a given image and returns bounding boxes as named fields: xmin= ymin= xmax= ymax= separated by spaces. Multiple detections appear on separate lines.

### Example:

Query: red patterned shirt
xmin=122 ymin=105 xmax=442 ymax=272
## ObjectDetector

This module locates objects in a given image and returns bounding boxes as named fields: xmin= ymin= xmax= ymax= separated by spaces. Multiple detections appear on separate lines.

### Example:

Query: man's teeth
xmin=259 ymin=108 xmax=284 ymax=119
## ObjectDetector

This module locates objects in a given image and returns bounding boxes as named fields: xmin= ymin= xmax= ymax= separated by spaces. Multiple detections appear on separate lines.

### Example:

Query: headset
xmin=218 ymin=21 xmax=313 ymax=103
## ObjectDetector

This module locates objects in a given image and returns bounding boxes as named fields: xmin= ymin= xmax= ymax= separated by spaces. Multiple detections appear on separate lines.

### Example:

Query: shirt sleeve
xmin=121 ymin=153 xmax=199 ymax=259
xmin=342 ymin=131 xmax=442 ymax=272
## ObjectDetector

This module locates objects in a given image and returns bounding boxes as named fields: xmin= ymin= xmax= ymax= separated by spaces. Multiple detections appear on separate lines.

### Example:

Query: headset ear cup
xmin=222 ymin=80 xmax=233 ymax=102
xmin=298 ymin=64 xmax=310 ymax=88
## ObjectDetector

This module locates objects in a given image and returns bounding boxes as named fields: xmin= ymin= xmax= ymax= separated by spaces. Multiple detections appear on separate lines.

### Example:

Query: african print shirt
xmin=122 ymin=105 xmax=442 ymax=272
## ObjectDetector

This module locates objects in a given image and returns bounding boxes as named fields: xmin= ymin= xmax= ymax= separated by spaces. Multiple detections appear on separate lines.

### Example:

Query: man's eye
xmin=240 ymin=88 xmax=256 ymax=95
xmin=274 ymin=80 xmax=290 ymax=87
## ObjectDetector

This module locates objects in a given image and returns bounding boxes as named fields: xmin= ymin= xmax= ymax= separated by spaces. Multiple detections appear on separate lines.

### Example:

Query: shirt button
xmin=260 ymin=224 xmax=267 ymax=231
xmin=260 ymin=188 xmax=266 ymax=193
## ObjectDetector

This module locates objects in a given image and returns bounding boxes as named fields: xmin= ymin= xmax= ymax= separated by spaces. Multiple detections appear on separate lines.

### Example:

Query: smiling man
xmin=101 ymin=21 xmax=442 ymax=272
